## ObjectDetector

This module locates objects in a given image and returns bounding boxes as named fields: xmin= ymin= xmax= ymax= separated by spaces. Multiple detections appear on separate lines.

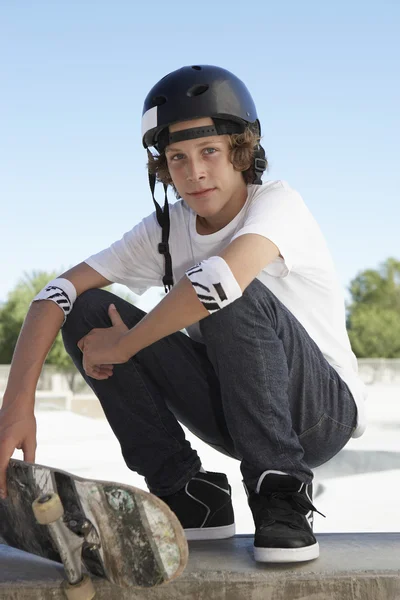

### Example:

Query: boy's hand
xmin=77 ymin=304 xmax=130 ymax=379
xmin=0 ymin=403 xmax=37 ymax=498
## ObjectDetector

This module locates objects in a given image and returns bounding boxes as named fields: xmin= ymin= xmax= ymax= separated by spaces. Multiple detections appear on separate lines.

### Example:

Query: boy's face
xmin=165 ymin=117 xmax=247 ymax=219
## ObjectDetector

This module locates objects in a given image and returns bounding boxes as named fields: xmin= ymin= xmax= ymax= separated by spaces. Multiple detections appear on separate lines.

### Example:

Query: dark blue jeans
xmin=62 ymin=279 xmax=357 ymax=495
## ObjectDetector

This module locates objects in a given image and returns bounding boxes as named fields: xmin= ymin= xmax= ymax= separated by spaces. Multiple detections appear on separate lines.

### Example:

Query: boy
xmin=0 ymin=65 xmax=366 ymax=563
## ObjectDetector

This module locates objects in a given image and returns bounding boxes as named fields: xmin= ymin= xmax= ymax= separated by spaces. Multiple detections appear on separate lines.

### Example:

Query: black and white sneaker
xmin=246 ymin=471 xmax=325 ymax=563
xmin=159 ymin=471 xmax=235 ymax=540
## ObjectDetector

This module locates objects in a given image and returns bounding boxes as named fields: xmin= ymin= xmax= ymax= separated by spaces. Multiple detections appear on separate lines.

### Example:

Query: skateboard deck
xmin=0 ymin=458 xmax=188 ymax=590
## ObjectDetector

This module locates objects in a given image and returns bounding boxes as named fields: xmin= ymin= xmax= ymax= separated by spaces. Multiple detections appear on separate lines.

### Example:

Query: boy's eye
xmin=171 ymin=147 xmax=217 ymax=161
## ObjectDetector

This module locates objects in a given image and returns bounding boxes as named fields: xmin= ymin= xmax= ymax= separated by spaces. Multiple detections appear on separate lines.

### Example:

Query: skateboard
xmin=0 ymin=458 xmax=188 ymax=599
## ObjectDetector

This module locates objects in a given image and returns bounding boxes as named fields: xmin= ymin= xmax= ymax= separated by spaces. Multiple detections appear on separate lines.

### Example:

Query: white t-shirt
xmin=85 ymin=180 xmax=367 ymax=438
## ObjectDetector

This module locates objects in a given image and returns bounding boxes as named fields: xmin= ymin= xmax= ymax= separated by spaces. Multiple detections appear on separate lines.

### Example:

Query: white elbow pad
xmin=185 ymin=256 xmax=242 ymax=314
xmin=31 ymin=278 xmax=77 ymax=324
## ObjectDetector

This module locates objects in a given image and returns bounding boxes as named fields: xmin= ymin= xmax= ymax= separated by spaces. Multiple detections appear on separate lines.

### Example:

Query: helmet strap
xmin=252 ymin=145 xmax=267 ymax=185
xmin=147 ymin=162 xmax=174 ymax=292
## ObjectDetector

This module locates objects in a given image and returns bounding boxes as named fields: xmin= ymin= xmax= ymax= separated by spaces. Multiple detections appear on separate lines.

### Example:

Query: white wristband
xmin=31 ymin=278 xmax=77 ymax=324
xmin=185 ymin=256 xmax=242 ymax=314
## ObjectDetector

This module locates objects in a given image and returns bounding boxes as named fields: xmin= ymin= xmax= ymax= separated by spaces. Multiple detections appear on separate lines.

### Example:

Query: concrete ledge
xmin=1 ymin=533 xmax=400 ymax=599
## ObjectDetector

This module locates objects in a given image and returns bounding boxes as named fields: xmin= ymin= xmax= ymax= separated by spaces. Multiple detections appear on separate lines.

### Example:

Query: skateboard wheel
xmin=32 ymin=492 xmax=64 ymax=524
xmin=63 ymin=574 xmax=96 ymax=600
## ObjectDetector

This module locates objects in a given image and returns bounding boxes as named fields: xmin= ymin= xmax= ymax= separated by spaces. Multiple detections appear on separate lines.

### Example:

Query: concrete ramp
xmin=1 ymin=533 xmax=400 ymax=599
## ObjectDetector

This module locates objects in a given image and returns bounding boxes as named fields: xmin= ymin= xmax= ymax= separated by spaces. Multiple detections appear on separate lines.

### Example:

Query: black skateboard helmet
xmin=142 ymin=64 xmax=262 ymax=153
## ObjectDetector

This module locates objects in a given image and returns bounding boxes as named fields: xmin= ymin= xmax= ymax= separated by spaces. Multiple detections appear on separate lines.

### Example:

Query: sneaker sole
xmin=185 ymin=523 xmax=236 ymax=541
xmin=254 ymin=541 xmax=319 ymax=563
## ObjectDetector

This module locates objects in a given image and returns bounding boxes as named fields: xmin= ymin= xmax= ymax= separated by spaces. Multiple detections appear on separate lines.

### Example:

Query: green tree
xmin=0 ymin=270 xmax=137 ymax=390
xmin=347 ymin=258 xmax=400 ymax=358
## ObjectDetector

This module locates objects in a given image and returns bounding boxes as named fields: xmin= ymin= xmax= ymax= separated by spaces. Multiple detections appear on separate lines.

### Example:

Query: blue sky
xmin=1 ymin=0 xmax=399 ymax=306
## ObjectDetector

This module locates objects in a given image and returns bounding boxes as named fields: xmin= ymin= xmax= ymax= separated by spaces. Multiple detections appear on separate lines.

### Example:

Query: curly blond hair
xmin=147 ymin=126 xmax=268 ymax=198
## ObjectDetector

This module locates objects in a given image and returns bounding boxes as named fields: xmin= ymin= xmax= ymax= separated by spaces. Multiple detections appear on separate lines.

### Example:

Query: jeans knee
xmin=74 ymin=287 xmax=112 ymax=310
xmin=62 ymin=288 xmax=146 ymax=352
xmin=242 ymin=278 xmax=277 ymax=305
xmin=200 ymin=278 xmax=275 ymax=339
xmin=62 ymin=288 xmax=112 ymax=349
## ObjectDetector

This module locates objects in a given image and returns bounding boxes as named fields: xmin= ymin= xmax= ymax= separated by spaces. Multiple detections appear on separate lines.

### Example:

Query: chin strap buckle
xmin=253 ymin=147 xmax=267 ymax=185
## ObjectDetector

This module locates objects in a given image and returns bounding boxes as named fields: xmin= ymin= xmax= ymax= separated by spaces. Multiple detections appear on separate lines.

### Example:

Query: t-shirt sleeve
xmin=231 ymin=184 xmax=311 ymax=278
xmin=85 ymin=212 xmax=164 ymax=295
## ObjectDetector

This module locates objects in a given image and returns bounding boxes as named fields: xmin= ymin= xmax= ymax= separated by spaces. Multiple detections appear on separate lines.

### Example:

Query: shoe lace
xmin=256 ymin=491 xmax=326 ymax=530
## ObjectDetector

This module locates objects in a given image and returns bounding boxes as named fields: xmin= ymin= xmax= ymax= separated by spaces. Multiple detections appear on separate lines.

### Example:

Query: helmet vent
xmin=191 ymin=65 xmax=202 ymax=70
xmin=187 ymin=84 xmax=209 ymax=97
xmin=152 ymin=95 xmax=167 ymax=107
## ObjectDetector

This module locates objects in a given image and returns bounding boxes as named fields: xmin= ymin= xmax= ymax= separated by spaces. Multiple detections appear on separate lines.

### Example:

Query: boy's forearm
xmin=121 ymin=276 xmax=209 ymax=357
xmin=4 ymin=301 xmax=64 ymax=408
